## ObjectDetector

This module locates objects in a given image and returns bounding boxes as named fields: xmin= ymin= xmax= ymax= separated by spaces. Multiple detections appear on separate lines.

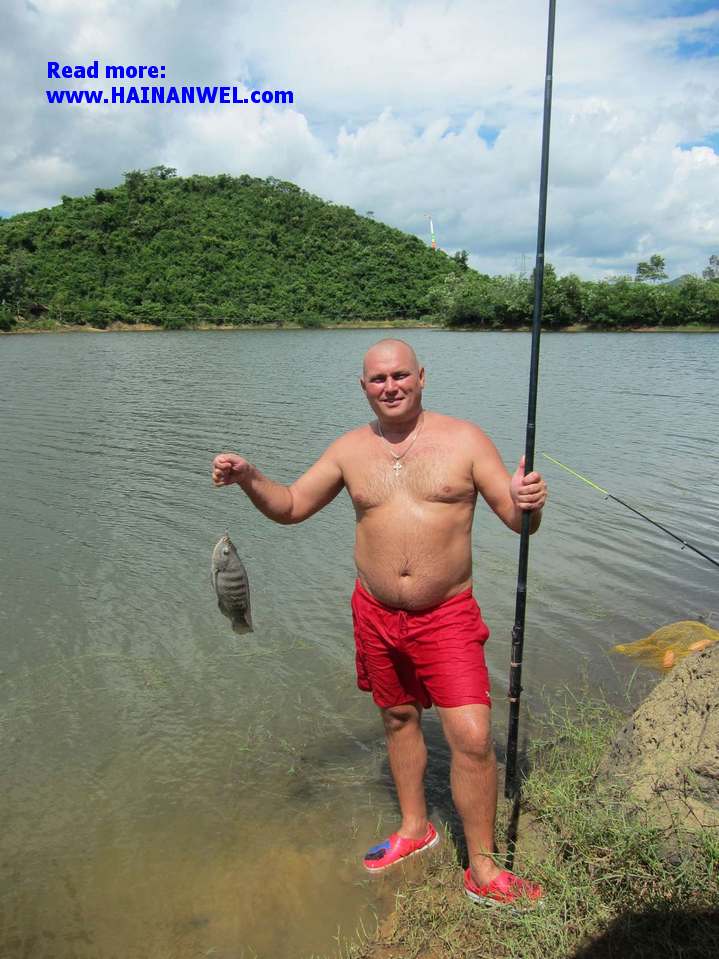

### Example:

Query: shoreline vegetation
xmin=332 ymin=695 xmax=719 ymax=959
xmin=1 ymin=168 xmax=718 ymax=335
xmin=4 ymin=319 xmax=719 ymax=335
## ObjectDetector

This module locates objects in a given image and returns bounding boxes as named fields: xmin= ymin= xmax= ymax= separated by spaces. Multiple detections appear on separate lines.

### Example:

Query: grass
xmin=332 ymin=696 xmax=719 ymax=959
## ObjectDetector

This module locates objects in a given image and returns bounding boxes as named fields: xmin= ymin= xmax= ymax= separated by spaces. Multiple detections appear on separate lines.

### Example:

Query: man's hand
xmin=210 ymin=445 xmax=343 ymax=524
xmin=212 ymin=452 xmax=250 ymax=487
xmin=510 ymin=455 xmax=547 ymax=512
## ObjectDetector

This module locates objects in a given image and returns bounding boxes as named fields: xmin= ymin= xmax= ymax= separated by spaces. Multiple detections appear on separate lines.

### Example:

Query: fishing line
xmin=542 ymin=452 xmax=719 ymax=569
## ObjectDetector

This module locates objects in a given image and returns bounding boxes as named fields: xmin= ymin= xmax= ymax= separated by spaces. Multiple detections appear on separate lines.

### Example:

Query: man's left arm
xmin=470 ymin=428 xmax=547 ymax=534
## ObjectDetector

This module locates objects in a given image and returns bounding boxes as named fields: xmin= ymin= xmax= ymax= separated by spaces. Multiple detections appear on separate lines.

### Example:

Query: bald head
xmin=360 ymin=338 xmax=425 ymax=424
xmin=362 ymin=339 xmax=420 ymax=378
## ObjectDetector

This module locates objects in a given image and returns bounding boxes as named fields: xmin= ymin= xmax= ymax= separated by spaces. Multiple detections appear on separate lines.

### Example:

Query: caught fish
xmin=211 ymin=533 xmax=253 ymax=634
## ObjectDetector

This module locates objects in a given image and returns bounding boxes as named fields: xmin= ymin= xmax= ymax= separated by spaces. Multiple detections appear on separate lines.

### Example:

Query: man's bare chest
xmin=345 ymin=448 xmax=476 ymax=512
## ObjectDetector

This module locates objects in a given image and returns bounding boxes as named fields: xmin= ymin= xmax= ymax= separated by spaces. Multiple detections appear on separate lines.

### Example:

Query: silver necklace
xmin=376 ymin=413 xmax=424 ymax=476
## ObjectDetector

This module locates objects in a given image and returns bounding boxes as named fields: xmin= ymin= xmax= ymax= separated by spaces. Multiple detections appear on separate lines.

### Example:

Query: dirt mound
xmin=599 ymin=642 xmax=719 ymax=829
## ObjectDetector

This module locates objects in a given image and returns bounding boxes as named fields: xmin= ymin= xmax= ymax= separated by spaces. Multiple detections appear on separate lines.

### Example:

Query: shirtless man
xmin=212 ymin=338 xmax=547 ymax=906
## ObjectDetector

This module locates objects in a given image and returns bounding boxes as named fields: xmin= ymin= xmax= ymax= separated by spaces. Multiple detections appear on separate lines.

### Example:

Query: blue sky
xmin=1 ymin=0 xmax=717 ymax=279
xmin=669 ymin=2 xmax=719 ymax=15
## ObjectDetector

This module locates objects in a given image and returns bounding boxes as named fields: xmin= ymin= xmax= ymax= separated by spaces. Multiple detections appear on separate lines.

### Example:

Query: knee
xmin=450 ymin=726 xmax=495 ymax=763
xmin=381 ymin=703 xmax=421 ymax=735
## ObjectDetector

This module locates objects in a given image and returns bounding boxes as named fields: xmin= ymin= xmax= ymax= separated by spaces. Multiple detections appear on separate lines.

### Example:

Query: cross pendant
xmin=392 ymin=460 xmax=403 ymax=475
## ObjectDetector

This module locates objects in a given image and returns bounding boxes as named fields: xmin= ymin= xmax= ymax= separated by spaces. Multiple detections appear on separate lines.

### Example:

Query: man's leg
xmin=436 ymin=703 xmax=502 ymax=886
xmin=380 ymin=701 xmax=429 ymax=839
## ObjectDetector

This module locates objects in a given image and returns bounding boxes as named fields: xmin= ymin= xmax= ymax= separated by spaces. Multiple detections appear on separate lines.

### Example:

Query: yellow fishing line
xmin=541 ymin=453 xmax=609 ymax=495
xmin=542 ymin=449 xmax=719 ymax=569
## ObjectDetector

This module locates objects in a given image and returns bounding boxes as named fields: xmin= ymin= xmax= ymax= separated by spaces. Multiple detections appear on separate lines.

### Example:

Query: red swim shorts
xmin=351 ymin=580 xmax=491 ymax=710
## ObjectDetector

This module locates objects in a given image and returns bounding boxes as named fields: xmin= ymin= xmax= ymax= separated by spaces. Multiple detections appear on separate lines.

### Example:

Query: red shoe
xmin=363 ymin=822 xmax=440 ymax=873
xmin=464 ymin=868 xmax=543 ymax=907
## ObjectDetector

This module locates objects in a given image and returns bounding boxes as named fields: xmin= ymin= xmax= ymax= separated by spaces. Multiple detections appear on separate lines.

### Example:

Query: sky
xmin=1 ymin=0 xmax=718 ymax=279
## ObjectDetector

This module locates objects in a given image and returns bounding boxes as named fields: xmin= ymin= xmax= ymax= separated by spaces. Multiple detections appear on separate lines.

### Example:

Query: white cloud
xmin=1 ymin=0 xmax=717 ymax=278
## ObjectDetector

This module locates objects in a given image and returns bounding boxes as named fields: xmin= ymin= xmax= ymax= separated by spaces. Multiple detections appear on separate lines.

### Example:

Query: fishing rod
xmin=505 ymin=0 xmax=557 ymax=807
xmin=542 ymin=453 xmax=719 ymax=569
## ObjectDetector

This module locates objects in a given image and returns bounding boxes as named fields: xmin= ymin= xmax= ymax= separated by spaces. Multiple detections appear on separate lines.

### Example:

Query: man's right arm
xmin=212 ymin=443 xmax=345 ymax=525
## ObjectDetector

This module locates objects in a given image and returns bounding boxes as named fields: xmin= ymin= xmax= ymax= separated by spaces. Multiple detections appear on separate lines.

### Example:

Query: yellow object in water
xmin=613 ymin=621 xmax=719 ymax=671
xmin=689 ymin=639 xmax=713 ymax=653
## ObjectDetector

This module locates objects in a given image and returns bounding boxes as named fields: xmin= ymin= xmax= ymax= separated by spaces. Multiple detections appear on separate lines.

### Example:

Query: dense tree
xmin=427 ymin=264 xmax=717 ymax=331
xmin=0 ymin=249 xmax=33 ymax=310
xmin=0 ymin=171 xmax=460 ymax=327
xmin=0 ymin=172 xmax=717 ymax=331
xmin=635 ymin=254 xmax=668 ymax=283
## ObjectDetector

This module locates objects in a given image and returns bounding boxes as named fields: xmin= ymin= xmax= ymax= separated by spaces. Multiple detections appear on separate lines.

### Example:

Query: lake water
xmin=0 ymin=329 xmax=716 ymax=958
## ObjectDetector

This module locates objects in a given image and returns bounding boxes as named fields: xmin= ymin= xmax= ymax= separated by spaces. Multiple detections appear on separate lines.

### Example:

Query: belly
xmin=354 ymin=504 xmax=474 ymax=610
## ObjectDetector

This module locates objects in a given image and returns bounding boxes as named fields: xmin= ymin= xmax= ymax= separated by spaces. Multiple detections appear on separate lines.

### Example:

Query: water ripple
xmin=0 ymin=329 xmax=716 ymax=958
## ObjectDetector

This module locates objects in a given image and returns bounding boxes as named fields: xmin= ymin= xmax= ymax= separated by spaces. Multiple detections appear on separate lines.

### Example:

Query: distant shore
xmin=3 ymin=320 xmax=718 ymax=335
xmin=5 ymin=319 xmax=437 ymax=334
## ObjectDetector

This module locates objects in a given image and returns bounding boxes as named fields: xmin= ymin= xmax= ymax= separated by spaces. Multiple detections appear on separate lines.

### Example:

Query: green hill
xmin=0 ymin=167 xmax=462 ymax=329
xmin=2 ymin=169 xmax=717 ymax=332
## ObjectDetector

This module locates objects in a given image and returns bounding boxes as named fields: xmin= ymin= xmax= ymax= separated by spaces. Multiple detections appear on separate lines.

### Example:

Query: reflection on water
xmin=0 ymin=330 xmax=717 ymax=956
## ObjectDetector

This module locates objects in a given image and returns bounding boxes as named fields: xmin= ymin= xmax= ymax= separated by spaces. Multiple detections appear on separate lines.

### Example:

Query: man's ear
xmin=418 ymin=366 xmax=426 ymax=386
xmin=360 ymin=376 xmax=367 ymax=393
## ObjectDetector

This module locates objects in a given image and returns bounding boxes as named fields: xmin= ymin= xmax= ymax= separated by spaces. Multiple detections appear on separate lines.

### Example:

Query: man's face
xmin=360 ymin=345 xmax=425 ymax=422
